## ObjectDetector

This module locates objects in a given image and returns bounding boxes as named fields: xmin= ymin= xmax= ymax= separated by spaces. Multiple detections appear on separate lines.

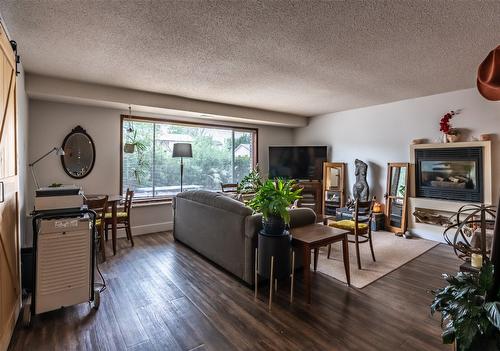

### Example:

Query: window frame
xmin=119 ymin=114 xmax=259 ymax=202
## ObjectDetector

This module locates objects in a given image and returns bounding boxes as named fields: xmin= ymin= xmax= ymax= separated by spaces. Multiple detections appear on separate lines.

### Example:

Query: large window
xmin=121 ymin=117 xmax=257 ymax=199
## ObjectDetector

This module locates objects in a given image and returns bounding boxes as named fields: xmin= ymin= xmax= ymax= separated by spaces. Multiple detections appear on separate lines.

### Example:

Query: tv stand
xmin=296 ymin=180 xmax=323 ymax=216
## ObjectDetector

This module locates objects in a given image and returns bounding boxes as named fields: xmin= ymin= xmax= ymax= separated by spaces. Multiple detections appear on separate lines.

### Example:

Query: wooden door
xmin=0 ymin=22 xmax=20 ymax=351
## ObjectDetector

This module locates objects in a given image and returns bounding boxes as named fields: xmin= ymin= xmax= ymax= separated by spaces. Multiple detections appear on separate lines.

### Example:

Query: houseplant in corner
xmin=431 ymin=261 xmax=500 ymax=350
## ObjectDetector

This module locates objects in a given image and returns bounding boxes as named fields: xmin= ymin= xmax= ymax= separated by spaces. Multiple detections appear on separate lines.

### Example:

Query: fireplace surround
xmin=408 ymin=141 xmax=492 ymax=242
xmin=415 ymin=147 xmax=483 ymax=202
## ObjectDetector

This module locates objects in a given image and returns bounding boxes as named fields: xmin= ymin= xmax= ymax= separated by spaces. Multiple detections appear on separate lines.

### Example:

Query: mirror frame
xmin=322 ymin=162 xmax=346 ymax=216
xmin=384 ymin=162 xmax=410 ymax=234
xmin=60 ymin=125 xmax=96 ymax=179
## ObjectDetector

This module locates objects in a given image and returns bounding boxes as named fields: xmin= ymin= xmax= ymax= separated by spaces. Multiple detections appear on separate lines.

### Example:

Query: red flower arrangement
xmin=439 ymin=111 xmax=457 ymax=135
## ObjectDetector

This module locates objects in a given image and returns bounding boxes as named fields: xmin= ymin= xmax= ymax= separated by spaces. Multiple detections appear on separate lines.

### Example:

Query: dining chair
xmin=84 ymin=195 xmax=109 ymax=262
xmin=105 ymin=189 xmax=135 ymax=248
xmin=329 ymin=198 xmax=376 ymax=269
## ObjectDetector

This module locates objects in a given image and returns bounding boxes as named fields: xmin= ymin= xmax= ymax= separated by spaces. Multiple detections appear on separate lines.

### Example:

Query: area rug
xmin=315 ymin=231 xmax=439 ymax=288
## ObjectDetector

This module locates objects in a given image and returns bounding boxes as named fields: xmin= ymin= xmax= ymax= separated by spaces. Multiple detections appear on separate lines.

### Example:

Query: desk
xmin=291 ymin=224 xmax=350 ymax=303
xmin=87 ymin=194 xmax=121 ymax=255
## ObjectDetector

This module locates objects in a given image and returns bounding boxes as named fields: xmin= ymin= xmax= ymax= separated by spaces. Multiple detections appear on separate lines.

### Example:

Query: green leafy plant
xmin=247 ymin=178 xmax=302 ymax=225
xmin=237 ymin=165 xmax=263 ymax=194
xmin=124 ymin=130 xmax=147 ymax=154
xmin=124 ymin=129 xmax=149 ymax=184
xmin=398 ymin=183 xmax=406 ymax=197
xmin=132 ymin=154 xmax=149 ymax=185
xmin=431 ymin=262 xmax=500 ymax=350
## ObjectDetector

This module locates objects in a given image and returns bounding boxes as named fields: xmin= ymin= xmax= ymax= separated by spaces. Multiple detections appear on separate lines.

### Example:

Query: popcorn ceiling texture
xmin=1 ymin=1 xmax=499 ymax=116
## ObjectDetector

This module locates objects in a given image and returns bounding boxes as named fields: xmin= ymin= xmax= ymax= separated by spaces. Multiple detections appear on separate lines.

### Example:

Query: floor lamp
xmin=172 ymin=143 xmax=192 ymax=192
xmin=29 ymin=147 xmax=65 ymax=189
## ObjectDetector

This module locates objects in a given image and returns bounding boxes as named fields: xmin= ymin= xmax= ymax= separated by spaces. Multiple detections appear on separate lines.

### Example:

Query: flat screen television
xmin=268 ymin=146 xmax=327 ymax=180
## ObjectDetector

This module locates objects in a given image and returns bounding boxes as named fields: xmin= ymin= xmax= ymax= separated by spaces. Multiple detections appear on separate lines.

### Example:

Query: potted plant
xmin=247 ymin=178 xmax=302 ymax=235
xmin=249 ymin=179 xmax=303 ymax=286
xmin=431 ymin=262 xmax=500 ymax=350
xmin=237 ymin=165 xmax=263 ymax=195
xmin=124 ymin=130 xmax=147 ymax=154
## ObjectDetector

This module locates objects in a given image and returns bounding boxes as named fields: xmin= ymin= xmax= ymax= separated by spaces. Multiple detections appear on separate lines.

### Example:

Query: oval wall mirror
xmin=61 ymin=125 xmax=96 ymax=179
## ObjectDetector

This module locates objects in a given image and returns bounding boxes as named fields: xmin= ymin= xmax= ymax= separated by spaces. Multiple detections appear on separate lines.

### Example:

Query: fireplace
xmin=415 ymin=147 xmax=483 ymax=202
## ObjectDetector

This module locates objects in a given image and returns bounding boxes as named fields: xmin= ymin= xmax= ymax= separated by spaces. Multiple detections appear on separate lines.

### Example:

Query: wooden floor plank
xmin=9 ymin=232 xmax=458 ymax=351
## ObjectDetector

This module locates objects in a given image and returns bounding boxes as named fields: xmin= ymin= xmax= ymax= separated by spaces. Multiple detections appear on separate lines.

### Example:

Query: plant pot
xmin=124 ymin=143 xmax=136 ymax=153
xmin=446 ymin=134 xmax=460 ymax=143
xmin=262 ymin=215 xmax=286 ymax=236
xmin=258 ymin=230 xmax=291 ymax=280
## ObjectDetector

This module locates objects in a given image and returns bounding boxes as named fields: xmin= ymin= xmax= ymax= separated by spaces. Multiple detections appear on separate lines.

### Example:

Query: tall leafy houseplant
xmin=431 ymin=262 xmax=500 ymax=350
xmin=247 ymin=179 xmax=302 ymax=235
xmin=237 ymin=165 xmax=262 ymax=194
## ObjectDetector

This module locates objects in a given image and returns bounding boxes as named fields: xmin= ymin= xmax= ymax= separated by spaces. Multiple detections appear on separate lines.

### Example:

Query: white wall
xmin=294 ymin=88 xmax=500 ymax=203
xmin=27 ymin=99 xmax=293 ymax=241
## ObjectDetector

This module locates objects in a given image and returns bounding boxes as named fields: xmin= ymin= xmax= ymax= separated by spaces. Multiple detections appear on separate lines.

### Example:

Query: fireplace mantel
xmin=408 ymin=140 xmax=492 ymax=242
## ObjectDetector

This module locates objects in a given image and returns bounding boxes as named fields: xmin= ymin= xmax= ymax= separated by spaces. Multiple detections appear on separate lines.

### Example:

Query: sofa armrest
xmin=288 ymin=208 xmax=317 ymax=228
xmin=244 ymin=214 xmax=263 ymax=239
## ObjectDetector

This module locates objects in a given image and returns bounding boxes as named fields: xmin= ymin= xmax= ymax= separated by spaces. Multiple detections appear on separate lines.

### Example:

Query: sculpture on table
xmin=352 ymin=159 xmax=369 ymax=201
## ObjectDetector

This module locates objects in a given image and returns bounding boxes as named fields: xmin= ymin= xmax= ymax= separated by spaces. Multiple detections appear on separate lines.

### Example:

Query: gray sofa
xmin=173 ymin=190 xmax=316 ymax=285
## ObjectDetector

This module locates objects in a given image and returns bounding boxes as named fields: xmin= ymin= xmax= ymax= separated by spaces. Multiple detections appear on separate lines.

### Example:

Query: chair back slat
xmin=85 ymin=195 xmax=109 ymax=223
xmin=124 ymin=188 xmax=134 ymax=214
xmin=354 ymin=198 xmax=375 ymax=227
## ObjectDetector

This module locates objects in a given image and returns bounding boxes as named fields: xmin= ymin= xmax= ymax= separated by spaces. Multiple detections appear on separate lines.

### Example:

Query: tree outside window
xmin=122 ymin=118 xmax=256 ymax=199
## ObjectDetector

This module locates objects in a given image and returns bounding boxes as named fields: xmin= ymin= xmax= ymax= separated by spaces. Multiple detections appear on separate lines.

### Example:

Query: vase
xmin=446 ymin=134 xmax=460 ymax=143
xmin=442 ymin=133 xmax=448 ymax=143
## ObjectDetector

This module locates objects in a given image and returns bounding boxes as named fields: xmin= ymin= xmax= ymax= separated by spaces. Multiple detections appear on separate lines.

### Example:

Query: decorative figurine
xmin=352 ymin=159 xmax=369 ymax=201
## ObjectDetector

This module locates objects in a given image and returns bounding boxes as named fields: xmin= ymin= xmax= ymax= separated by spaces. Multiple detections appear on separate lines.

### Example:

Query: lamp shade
xmin=172 ymin=143 xmax=192 ymax=158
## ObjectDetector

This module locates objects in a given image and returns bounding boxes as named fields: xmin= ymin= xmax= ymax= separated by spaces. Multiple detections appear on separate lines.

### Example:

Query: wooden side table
xmin=291 ymin=224 xmax=350 ymax=303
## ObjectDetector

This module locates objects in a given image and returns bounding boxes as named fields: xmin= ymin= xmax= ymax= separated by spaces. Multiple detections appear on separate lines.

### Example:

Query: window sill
xmin=132 ymin=198 xmax=173 ymax=208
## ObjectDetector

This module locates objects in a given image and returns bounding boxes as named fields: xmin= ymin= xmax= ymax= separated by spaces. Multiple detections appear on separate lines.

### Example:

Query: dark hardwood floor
xmin=9 ymin=232 xmax=459 ymax=351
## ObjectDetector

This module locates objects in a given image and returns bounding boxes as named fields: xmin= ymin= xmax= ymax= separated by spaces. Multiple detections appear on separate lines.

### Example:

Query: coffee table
xmin=291 ymin=223 xmax=350 ymax=303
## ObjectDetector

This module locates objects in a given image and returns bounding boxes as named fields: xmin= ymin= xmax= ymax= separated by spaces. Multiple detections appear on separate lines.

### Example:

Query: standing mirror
xmin=384 ymin=162 xmax=409 ymax=234
xmin=61 ymin=125 xmax=96 ymax=179
xmin=322 ymin=162 xmax=346 ymax=216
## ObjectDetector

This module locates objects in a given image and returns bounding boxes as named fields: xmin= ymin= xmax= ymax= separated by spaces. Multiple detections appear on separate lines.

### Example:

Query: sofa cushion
xmin=175 ymin=190 xmax=252 ymax=217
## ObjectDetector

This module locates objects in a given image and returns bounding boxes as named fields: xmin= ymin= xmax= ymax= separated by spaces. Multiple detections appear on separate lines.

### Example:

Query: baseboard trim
xmin=116 ymin=221 xmax=173 ymax=238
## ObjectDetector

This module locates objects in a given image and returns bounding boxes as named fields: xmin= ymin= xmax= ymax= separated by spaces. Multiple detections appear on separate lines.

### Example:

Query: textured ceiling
xmin=1 ymin=1 xmax=499 ymax=116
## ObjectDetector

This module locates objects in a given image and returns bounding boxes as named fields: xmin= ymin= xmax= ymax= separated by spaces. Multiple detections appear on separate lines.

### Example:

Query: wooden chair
xmin=84 ymin=195 xmax=109 ymax=262
xmin=104 ymin=189 xmax=134 ymax=248
xmin=329 ymin=198 xmax=376 ymax=269
xmin=220 ymin=183 xmax=238 ymax=193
